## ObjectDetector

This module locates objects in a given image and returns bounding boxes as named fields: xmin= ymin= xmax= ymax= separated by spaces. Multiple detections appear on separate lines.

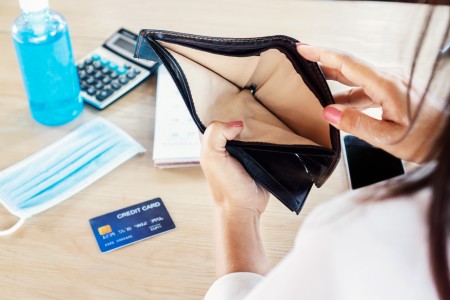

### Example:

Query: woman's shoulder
xmin=302 ymin=184 xmax=431 ymax=233
xmin=292 ymin=178 xmax=437 ymax=299
xmin=298 ymin=178 xmax=432 ymax=252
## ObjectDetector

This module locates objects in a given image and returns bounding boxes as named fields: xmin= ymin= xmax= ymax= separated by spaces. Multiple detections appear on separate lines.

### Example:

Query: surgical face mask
xmin=0 ymin=118 xmax=145 ymax=235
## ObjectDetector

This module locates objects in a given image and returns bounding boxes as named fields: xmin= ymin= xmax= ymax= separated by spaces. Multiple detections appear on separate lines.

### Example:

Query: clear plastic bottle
xmin=11 ymin=0 xmax=83 ymax=126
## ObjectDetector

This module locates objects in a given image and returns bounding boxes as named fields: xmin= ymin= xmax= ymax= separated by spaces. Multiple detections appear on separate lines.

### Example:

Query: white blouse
xmin=205 ymin=176 xmax=446 ymax=299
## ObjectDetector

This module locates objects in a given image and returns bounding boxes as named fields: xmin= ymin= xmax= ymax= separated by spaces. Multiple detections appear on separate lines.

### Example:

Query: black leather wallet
xmin=134 ymin=30 xmax=340 ymax=214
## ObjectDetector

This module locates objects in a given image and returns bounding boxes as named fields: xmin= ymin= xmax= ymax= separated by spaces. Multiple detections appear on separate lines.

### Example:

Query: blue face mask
xmin=0 ymin=118 xmax=145 ymax=235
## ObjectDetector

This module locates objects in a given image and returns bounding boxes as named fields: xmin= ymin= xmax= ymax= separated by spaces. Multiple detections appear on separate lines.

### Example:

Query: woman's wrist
xmin=214 ymin=205 xmax=268 ymax=277
xmin=214 ymin=203 xmax=263 ymax=219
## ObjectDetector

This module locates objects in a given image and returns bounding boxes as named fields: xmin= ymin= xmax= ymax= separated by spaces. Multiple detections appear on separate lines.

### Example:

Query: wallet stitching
xmin=230 ymin=141 xmax=335 ymax=155
xmin=143 ymin=31 xmax=297 ymax=44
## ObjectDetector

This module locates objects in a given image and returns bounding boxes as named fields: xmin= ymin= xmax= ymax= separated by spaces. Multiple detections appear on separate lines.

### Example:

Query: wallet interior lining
xmin=159 ymin=41 xmax=332 ymax=148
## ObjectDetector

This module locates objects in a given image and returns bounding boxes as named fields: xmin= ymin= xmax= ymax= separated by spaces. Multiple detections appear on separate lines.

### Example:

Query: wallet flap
xmin=227 ymin=146 xmax=313 ymax=213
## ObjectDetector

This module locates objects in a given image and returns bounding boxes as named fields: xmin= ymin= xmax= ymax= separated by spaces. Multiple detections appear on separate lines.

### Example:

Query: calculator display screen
xmin=114 ymin=37 xmax=135 ymax=54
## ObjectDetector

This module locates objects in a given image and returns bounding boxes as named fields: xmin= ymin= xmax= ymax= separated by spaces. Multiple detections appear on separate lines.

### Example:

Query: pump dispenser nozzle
xmin=19 ymin=0 xmax=49 ymax=13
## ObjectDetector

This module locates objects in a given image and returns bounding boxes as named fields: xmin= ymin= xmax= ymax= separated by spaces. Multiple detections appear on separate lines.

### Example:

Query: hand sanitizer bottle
xmin=11 ymin=0 xmax=83 ymax=126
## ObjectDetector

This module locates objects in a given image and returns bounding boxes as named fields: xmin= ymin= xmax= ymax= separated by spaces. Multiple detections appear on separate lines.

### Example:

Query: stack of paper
xmin=152 ymin=66 xmax=201 ymax=168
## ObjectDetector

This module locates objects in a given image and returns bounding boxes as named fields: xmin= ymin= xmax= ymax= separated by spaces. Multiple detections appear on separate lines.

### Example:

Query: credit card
xmin=89 ymin=198 xmax=175 ymax=253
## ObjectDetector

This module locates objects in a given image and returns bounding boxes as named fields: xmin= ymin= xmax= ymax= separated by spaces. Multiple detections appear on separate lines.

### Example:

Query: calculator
xmin=77 ymin=28 xmax=158 ymax=109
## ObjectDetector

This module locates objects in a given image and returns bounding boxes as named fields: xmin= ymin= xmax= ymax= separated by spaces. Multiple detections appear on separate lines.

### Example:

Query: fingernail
xmin=296 ymin=42 xmax=310 ymax=47
xmin=323 ymin=106 xmax=342 ymax=124
xmin=226 ymin=121 xmax=244 ymax=128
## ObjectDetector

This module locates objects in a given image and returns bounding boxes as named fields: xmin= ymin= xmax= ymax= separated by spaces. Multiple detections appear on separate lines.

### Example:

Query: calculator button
xmin=80 ymin=83 xmax=88 ymax=91
xmin=84 ymin=58 xmax=93 ymax=65
xmin=96 ymin=89 xmax=113 ymax=101
xmin=126 ymin=72 xmax=136 ymax=79
xmin=133 ymin=69 xmax=141 ymax=75
xmin=86 ymin=76 xmax=95 ymax=84
xmin=86 ymin=87 xmax=96 ymax=96
xmin=94 ymin=71 xmax=103 ymax=79
xmin=117 ymin=67 xmax=127 ymax=75
xmin=111 ymin=81 xmax=121 ymax=90
xmin=94 ymin=81 xmax=103 ymax=89
xmin=110 ymin=72 xmax=118 ymax=79
xmin=77 ymin=63 xmax=85 ymax=70
xmin=79 ymin=71 xmax=87 ymax=80
xmin=86 ymin=66 xmax=95 ymax=75
xmin=124 ymin=64 xmax=131 ymax=69
xmin=118 ymin=76 xmax=129 ymax=84
xmin=91 ymin=54 xmax=100 ymax=61
xmin=93 ymin=61 xmax=102 ymax=69
xmin=100 ymin=58 xmax=110 ymax=66
xmin=101 ymin=67 xmax=110 ymax=74
xmin=102 ymin=77 xmax=111 ymax=84
xmin=109 ymin=62 xmax=118 ymax=70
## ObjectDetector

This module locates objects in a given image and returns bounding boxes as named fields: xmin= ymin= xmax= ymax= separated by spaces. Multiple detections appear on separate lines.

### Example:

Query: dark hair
xmin=386 ymin=1 xmax=450 ymax=298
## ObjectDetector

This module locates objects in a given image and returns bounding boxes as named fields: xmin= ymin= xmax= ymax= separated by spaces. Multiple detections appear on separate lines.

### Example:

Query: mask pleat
xmin=9 ymin=131 xmax=116 ymax=200
xmin=15 ymin=138 xmax=121 ymax=207
xmin=0 ymin=123 xmax=109 ymax=191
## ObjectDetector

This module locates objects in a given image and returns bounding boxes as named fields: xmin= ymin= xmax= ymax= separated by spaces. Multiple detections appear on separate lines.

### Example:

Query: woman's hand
xmin=200 ymin=121 xmax=270 ymax=277
xmin=297 ymin=44 xmax=444 ymax=163
xmin=200 ymin=121 xmax=270 ymax=215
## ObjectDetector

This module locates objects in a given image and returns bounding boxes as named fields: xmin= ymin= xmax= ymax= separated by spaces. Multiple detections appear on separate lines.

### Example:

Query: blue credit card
xmin=89 ymin=198 xmax=175 ymax=253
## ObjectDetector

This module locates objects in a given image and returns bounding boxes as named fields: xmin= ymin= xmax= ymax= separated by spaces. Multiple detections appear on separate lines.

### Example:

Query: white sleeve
xmin=243 ymin=188 xmax=437 ymax=300
xmin=205 ymin=187 xmax=437 ymax=300
xmin=204 ymin=272 xmax=264 ymax=300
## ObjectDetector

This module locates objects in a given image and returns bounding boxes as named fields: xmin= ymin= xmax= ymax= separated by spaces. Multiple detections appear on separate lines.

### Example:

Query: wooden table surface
xmin=0 ymin=1 xmax=447 ymax=299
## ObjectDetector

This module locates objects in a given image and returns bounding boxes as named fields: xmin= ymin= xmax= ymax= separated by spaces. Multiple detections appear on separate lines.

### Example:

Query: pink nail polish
xmin=226 ymin=121 xmax=244 ymax=127
xmin=323 ymin=107 xmax=342 ymax=124
xmin=296 ymin=42 xmax=310 ymax=46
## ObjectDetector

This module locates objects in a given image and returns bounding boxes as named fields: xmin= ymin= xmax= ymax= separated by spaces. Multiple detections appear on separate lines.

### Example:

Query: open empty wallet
xmin=134 ymin=30 xmax=341 ymax=214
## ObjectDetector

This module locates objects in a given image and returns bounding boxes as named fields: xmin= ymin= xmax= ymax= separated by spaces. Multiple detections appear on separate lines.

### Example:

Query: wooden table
xmin=0 ymin=1 xmax=447 ymax=299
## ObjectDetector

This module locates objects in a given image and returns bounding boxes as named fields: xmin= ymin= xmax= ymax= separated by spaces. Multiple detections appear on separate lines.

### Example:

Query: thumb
xmin=323 ymin=105 xmax=401 ymax=146
xmin=201 ymin=121 xmax=244 ymax=156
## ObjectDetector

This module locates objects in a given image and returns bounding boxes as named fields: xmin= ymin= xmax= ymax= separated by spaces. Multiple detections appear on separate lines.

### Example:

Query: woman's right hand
xmin=200 ymin=121 xmax=270 ymax=215
xmin=297 ymin=44 xmax=445 ymax=163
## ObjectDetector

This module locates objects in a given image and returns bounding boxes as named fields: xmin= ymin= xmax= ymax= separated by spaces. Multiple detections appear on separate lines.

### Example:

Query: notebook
xmin=152 ymin=65 xmax=201 ymax=168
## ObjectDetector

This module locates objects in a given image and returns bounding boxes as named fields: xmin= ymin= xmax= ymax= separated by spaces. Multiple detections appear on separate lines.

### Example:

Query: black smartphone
xmin=343 ymin=135 xmax=405 ymax=189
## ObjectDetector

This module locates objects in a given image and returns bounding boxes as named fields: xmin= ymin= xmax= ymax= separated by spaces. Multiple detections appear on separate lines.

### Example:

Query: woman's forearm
xmin=214 ymin=206 xmax=269 ymax=278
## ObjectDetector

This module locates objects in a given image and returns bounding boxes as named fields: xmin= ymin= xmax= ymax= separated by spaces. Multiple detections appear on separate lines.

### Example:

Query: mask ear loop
xmin=0 ymin=218 xmax=26 ymax=236
xmin=0 ymin=201 xmax=27 ymax=236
